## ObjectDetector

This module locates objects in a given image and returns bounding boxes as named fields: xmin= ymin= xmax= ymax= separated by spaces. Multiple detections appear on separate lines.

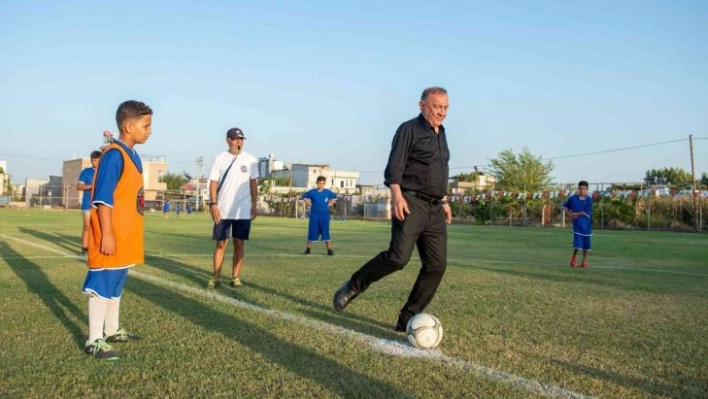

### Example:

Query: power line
xmin=542 ymin=138 xmax=688 ymax=161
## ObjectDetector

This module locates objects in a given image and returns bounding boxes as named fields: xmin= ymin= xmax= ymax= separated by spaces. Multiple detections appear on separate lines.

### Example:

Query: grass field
xmin=0 ymin=209 xmax=706 ymax=398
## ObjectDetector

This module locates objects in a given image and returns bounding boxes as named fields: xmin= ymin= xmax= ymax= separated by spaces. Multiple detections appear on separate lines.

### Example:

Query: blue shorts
xmin=307 ymin=213 xmax=331 ymax=242
xmin=82 ymin=268 xmax=130 ymax=300
xmin=573 ymin=234 xmax=592 ymax=251
xmin=213 ymin=219 xmax=251 ymax=241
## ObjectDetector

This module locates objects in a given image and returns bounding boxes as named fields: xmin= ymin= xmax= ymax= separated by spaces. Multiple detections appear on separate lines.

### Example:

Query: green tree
xmin=159 ymin=172 xmax=188 ymax=190
xmin=0 ymin=167 xmax=9 ymax=196
xmin=644 ymin=167 xmax=692 ymax=187
xmin=701 ymin=172 xmax=708 ymax=189
xmin=488 ymin=147 xmax=554 ymax=192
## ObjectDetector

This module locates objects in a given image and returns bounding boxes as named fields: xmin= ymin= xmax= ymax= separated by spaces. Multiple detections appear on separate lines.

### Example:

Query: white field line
xmin=0 ymin=233 xmax=591 ymax=398
xmin=131 ymin=270 xmax=592 ymax=399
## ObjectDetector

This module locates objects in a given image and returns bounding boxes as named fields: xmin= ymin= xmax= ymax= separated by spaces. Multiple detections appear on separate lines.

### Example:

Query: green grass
xmin=0 ymin=209 xmax=706 ymax=398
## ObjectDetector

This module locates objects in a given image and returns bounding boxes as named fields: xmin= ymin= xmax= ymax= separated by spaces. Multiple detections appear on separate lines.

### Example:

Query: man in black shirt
xmin=333 ymin=86 xmax=452 ymax=332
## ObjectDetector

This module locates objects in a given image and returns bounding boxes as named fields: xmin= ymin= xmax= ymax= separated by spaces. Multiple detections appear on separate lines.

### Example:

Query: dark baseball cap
xmin=226 ymin=127 xmax=246 ymax=140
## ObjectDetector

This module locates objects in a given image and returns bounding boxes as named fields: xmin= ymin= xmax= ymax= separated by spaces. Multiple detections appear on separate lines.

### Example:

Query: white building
xmin=258 ymin=154 xmax=285 ymax=178
xmin=271 ymin=163 xmax=360 ymax=194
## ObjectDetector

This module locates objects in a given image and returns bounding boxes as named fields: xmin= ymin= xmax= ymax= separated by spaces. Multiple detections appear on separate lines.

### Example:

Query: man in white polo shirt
xmin=206 ymin=127 xmax=259 ymax=289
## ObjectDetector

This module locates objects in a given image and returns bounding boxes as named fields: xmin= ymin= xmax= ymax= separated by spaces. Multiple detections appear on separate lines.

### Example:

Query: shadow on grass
xmin=473 ymin=264 xmax=692 ymax=295
xmin=18 ymin=227 xmax=81 ymax=256
xmin=142 ymin=253 xmax=396 ymax=336
xmin=0 ymin=240 xmax=86 ymax=348
xmin=127 ymin=277 xmax=407 ymax=397
xmin=246 ymin=280 xmax=396 ymax=334
xmin=536 ymin=354 xmax=706 ymax=398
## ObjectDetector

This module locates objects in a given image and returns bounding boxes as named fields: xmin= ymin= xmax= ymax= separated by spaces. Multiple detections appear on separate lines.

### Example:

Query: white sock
xmin=104 ymin=297 xmax=121 ymax=337
xmin=87 ymin=295 xmax=108 ymax=345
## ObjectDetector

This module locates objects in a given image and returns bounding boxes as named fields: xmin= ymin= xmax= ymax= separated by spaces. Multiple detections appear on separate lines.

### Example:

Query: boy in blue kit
xmin=563 ymin=180 xmax=593 ymax=268
xmin=162 ymin=200 xmax=170 ymax=217
xmin=301 ymin=176 xmax=338 ymax=256
xmin=77 ymin=150 xmax=102 ymax=257
xmin=82 ymin=100 xmax=152 ymax=360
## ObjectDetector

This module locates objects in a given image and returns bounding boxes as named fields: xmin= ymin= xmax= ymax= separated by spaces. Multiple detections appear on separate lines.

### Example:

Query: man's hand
xmin=210 ymin=205 xmax=221 ymax=224
xmin=251 ymin=204 xmax=258 ymax=220
xmin=442 ymin=203 xmax=452 ymax=224
xmin=391 ymin=193 xmax=410 ymax=221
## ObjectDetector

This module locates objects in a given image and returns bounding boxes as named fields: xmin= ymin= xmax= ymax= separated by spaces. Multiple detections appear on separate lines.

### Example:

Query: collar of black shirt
xmin=417 ymin=113 xmax=445 ymax=134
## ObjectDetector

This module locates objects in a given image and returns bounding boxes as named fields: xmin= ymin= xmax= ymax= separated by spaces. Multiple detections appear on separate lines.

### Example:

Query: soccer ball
xmin=406 ymin=313 xmax=443 ymax=350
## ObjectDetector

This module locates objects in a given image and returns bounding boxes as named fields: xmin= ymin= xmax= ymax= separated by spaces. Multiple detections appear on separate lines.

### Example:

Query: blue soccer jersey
xmin=563 ymin=194 xmax=593 ymax=235
xmin=301 ymin=188 xmax=338 ymax=216
xmin=78 ymin=167 xmax=96 ymax=211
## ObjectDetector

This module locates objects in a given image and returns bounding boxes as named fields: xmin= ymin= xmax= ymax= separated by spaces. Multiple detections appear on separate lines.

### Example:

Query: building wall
xmin=62 ymin=158 xmax=91 ymax=208
xmin=62 ymin=157 xmax=168 ymax=208
xmin=24 ymin=178 xmax=47 ymax=207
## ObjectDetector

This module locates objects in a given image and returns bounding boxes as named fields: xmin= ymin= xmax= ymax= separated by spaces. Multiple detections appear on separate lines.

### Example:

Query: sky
xmin=1 ymin=0 xmax=707 ymax=188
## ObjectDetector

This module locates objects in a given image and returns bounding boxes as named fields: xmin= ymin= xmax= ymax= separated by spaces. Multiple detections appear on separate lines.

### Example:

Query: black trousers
xmin=351 ymin=192 xmax=447 ymax=319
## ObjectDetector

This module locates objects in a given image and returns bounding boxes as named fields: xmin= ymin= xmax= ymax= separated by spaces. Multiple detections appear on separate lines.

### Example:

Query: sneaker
xmin=105 ymin=328 xmax=142 ymax=343
xmin=581 ymin=260 xmax=588 ymax=268
xmin=207 ymin=279 xmax=221 ymax=289
xmin=84 ymin=339 xmax=119 ymax=360
xmin=327 ymin=249 xmax=334 ymax=256
xmin=569 ymin=257 xmax=577 ymax=267
xmin=229 ymin=277 xmax=242 ymax=287
xmin=304 ymin=248 xmax=311 ymax=256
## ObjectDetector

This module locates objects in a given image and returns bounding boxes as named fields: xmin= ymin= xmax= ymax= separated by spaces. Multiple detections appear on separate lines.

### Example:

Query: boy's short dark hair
xmin=316 ymin=176 xmax=326 ymax=183
xmin=578 ymin=180 xmax=589 ymax=188
xmin=90 ymin=150 xmax=102 ymax=159
xmin=116 ymin=100 xmax=153 ymax=130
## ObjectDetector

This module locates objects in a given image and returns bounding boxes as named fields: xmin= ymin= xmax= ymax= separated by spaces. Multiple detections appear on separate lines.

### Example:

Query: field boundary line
xmin=131 ymin=270 xmax=592 ymax=399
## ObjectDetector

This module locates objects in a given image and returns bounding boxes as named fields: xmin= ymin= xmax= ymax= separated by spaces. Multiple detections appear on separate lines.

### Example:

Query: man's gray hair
xmin=421 ymin=87 xmax=448 ymax=101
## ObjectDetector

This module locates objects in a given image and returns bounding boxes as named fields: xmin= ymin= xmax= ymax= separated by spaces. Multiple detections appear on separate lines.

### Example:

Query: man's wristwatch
xmin=208 ymin=202 xmax=217 ymax=207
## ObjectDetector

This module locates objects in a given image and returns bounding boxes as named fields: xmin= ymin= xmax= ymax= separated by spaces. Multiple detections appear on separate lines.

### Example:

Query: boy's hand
xmin=100 ymin=233 xmax=116 ymax=255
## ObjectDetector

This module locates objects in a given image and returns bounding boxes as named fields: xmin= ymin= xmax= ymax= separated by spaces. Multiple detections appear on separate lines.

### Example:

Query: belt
xmin=403 ymin=190 xmax=444 ymax=206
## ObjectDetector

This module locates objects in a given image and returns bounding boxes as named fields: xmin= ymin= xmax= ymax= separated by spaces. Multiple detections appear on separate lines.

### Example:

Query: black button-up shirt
xmin=384 ymin=114 xmax=450 ymax=199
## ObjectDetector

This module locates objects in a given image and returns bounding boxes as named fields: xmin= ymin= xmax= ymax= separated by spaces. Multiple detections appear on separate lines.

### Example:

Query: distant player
xmin=82 ymin=100 xmax=153 ymax=359
xmin=301 ymin=176 xmax=338 ymax=256
xmin=563 ymin=180 xmax=593 ymax=268
xmin=77 ymin=150 xmax=102 ymax=257
xmin=186 ymin=202 xmax=193 ymax=216
xmin=162 ymin=200 xmax=170 ymax=217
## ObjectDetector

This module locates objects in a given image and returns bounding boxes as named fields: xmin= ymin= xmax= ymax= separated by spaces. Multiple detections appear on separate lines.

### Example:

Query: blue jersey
xmin=78 ymin=166 xmax=96 ymax=211
xmin=302 ymin=188 xmax=338 ymax=216
xmin=563 ymin=194 xmax=593 ymax=235
xmin=92 ymin=140 xmax=143 ymax=208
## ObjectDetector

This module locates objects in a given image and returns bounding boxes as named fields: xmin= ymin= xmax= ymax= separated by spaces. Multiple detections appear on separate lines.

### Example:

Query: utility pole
xmin=689 ymin=135 xmax=699 ymax=230
xmin=195 ymin=157 xmax=203 ymax=211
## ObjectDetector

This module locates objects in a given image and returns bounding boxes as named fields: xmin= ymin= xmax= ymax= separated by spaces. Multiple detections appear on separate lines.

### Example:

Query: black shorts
xmin=213 ymin=219 xmax=251 ymax=241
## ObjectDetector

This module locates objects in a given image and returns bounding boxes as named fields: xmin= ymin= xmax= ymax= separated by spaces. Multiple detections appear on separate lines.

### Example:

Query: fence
xmin=448 ymin=194 xmax=707 ymax=232
xmin=9 ymin=188 xmax=707 ymax=232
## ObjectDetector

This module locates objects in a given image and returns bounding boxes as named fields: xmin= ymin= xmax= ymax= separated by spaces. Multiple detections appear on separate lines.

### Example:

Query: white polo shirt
xmin=208 ymin=150 xmax=259 ymax=220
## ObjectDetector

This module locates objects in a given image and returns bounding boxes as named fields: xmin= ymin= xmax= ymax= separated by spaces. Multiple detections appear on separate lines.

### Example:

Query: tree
xmin=0 ymin=167 xmax=9 ymax=196
xmin=488 ymin=147 xmax=554 ymax=192
xmin=644 ymin=167 xmax=692 ymax=187
xmin=159 ymin=172 xmax=188 ymax=190
xmin=701 ymin=172 xmax=708 ymax=189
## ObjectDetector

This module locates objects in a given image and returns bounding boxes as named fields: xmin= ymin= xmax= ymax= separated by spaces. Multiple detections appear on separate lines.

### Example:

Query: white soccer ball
xmin=406 ymin=313 xmax=443 ymax=350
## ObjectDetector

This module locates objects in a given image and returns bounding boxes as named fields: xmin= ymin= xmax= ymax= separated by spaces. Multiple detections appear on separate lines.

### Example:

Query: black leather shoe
xmin=394 ymin=313 xmax=413 ymax=332
xmin=333 ymin=280 xmax=360 ymax=312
